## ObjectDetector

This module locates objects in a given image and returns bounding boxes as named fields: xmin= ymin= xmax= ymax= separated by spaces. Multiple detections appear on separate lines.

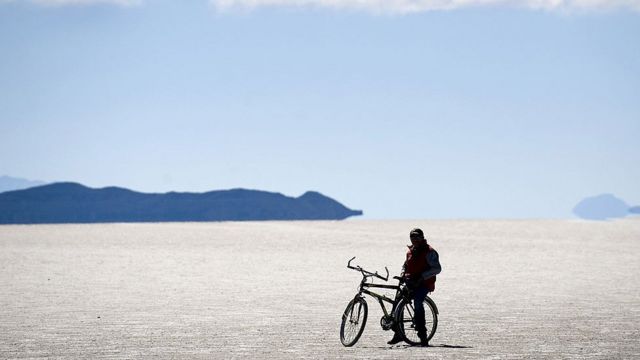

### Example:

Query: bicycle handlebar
xmin=347 ymin=256 xmax=389 ymax=281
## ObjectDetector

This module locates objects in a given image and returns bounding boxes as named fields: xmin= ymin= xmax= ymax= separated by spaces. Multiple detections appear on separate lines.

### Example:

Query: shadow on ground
xmin=361 ymin=344 xmax=473 ymax=350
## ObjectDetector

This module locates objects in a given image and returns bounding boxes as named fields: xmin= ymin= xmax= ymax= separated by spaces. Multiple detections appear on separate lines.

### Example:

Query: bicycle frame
xmin=347 ymin=257 xmax=403 ymax=318
xmin=359 ymin=282 xmax=400 ymax=318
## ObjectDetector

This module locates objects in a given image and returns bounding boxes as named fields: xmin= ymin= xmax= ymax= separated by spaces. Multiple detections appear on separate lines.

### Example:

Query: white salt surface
xmin=1 ymin=219 xmax=639 ymax=359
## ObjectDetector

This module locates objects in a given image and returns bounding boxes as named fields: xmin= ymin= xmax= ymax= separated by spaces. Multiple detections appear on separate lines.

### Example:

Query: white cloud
xmin=211 ymin=0 xmax=640 ymax=13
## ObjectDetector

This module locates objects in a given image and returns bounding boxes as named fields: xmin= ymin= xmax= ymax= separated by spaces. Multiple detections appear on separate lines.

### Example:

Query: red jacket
xmin=403 ymin=244 xmax=438 ymax=291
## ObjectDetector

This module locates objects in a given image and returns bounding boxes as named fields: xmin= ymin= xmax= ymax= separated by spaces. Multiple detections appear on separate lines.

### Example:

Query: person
xmin=387 ymin=228 xmax=442 ymax=346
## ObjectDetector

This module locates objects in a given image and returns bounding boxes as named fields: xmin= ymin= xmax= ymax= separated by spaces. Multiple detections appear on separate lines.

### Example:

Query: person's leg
xmin=387 ymin=330 xmax=404 ymax=345
xmin=387 ymin=287 xmax=405 ymax=345
xmin=412 ymin=287 xmax=429 ymax=344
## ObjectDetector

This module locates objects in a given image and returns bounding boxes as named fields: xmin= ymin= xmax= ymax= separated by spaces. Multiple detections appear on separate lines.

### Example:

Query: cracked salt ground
xmin=1 ymin=219 xmax=639 ymax=359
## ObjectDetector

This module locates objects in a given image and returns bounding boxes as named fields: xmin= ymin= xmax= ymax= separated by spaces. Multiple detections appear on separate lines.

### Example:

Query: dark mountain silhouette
xmin=573 ymin=194 xmax=629 ymax=220
xmin=0 ymin=175 xmax=46 ymax=193
xmin=0 ymin=182 xmax=363 ymax=224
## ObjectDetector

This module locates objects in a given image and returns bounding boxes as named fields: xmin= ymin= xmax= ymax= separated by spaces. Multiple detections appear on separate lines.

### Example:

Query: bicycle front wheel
xmin=394 ymin=296 xmax=438 ymax=345
xmin=340 ymin=296 xmax=368 ymax=347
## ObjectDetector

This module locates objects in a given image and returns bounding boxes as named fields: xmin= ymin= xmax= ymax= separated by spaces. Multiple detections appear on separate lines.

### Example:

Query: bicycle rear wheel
xmin=394 ymin=296 xmax=438 ymax=345
xmin=340 ymin=296 xmax=368 ymax=347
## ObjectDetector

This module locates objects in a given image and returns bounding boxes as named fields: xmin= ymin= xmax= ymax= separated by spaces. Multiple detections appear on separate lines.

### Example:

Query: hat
xmin=409 ymin=228 xmax=425 ymax=240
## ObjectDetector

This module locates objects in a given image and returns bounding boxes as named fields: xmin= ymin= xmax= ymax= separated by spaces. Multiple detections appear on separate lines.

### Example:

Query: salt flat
xmin=1 ymin=219 xmax=639 ymax=359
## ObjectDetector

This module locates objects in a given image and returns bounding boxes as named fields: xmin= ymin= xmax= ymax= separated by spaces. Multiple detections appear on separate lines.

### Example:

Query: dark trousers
xmin=412 ymin=287 xmax=429 ymax=338
xmin=391 ymin=286 xmax=429 ymax=339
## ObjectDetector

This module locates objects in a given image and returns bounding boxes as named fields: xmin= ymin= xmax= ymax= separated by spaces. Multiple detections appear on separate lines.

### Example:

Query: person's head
xmin=409 ymin=228 xmax=426 ymax=245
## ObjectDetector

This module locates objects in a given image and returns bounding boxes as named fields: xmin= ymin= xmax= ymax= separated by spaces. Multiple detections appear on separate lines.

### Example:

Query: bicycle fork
xmin=349 ymin=296 xmax=365 ymax=324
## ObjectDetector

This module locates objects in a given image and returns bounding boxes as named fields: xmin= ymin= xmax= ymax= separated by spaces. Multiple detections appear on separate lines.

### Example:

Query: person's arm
xmin=421 ymin=250 xmax=441 ymax=280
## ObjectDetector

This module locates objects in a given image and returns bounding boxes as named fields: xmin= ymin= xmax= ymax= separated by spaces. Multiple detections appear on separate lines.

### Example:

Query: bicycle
xmin=339 ymin=257 xmax=438 ymax=347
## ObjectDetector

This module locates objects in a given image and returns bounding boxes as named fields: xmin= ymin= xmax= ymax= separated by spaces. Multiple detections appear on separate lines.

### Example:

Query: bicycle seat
xmin=393 ymin=276 xmax=404 ymax=281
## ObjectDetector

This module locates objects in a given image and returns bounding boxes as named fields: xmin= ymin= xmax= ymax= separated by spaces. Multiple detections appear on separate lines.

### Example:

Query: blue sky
xmin=1 ymin=0 xmax=639 ymax=219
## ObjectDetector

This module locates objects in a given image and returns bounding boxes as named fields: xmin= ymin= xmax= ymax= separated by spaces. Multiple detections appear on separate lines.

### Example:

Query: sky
xmin=1 ymin=0 xmax=639 ymax=219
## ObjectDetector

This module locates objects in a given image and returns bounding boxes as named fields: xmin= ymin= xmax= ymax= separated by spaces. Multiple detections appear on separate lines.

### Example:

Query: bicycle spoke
xmin=351 ymin=304 xmax=361 ymax=323
xmin=407 ymin=304 xmax=415 ymax=318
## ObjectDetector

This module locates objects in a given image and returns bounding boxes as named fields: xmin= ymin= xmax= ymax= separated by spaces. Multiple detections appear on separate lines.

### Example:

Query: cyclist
xmin=388 ymin=228 xmax=441 ymax=346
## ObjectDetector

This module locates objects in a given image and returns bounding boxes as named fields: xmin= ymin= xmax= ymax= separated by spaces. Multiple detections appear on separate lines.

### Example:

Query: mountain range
xmin=572 ymin=194 xmax=638 ymax=220
xmin=0 ymin=182 xmax=362 ymax=224
xmin=2 ymin=176 xmax=636 ymax=222
xmin=0 ymin=175 xmax=46 ymax=193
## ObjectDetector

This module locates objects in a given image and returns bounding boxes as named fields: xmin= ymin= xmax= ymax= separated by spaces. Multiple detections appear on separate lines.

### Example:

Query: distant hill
xmin=0 ymin=182 xmax=363 ymax=224
xmin=573 ymin=194 xmax=630 ymax=220
xmin=630 ymin=206 xmax=640 ymax=215
xmin=0 ymin=175 xmax=46 ymax=193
